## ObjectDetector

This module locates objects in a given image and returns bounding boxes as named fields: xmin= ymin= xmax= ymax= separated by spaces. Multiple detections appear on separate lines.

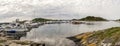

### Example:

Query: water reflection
xmin=20 ymin=21 xmax=120 ymax=46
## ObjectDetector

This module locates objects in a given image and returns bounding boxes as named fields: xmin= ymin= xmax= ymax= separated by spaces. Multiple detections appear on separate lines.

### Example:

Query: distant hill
xmin=79 ymin=16 xmax=107 ymax=21
xmin=67 ymin=27 xmax=120 ymax=46
xmin=32 ymin=18 xmax=52 ymax=22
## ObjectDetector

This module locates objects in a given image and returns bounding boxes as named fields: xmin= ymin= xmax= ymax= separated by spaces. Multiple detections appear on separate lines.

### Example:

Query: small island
xmin=71 ymin=16 xmax=107 ymax=24
xmin=79 ymin=16 xmax=107 ymax=21
xmin=32 ymin=18 xmax=52 ymax=22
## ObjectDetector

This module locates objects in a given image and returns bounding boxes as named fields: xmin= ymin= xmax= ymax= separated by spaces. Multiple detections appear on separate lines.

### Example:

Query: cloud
xmin=0 ymin=0 xmax=120 ymax=22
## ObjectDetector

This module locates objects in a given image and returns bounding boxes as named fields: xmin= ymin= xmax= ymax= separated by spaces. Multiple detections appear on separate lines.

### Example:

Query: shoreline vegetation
xmin=32 ymin=16 xmax=108 ymax=23
xmin=67 ymin=27 xmax=120 ymax=46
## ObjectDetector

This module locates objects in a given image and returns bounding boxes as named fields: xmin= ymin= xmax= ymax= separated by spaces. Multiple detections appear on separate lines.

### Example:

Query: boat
xmin=0 ymin=19 xmax=42 ymax=39
xmin=71 ymin=21 xmax=85 ymax=24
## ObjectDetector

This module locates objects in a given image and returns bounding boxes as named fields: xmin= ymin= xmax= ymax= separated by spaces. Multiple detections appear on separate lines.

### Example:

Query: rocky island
xmin=79 ymin=16 xmax=107 ymax=21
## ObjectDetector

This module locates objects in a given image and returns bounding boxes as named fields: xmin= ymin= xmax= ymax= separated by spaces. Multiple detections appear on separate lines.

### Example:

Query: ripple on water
xmin=21 ymin=37 xmax=76 ymax=46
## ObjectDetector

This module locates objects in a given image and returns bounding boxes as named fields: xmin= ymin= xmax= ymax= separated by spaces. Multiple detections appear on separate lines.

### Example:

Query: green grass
xmin=69 ymin=27 xmax=120 ymax=46
xmin=89 ymin=27 xmax=120 ymax=45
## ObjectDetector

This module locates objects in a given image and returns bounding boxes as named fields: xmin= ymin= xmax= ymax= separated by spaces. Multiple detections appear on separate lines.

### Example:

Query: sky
xmin=0 ymin=0 xmax=120 ymax=22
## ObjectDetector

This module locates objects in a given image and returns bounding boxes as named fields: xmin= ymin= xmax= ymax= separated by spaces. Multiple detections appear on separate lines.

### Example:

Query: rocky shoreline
xmin=67 ymin=27 xmax=120 ymax=46
xmin=0 ymin=33 xmax=45 ymax=46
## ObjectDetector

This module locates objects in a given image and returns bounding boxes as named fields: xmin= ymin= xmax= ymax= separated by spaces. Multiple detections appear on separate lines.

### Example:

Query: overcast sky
xmin=0 ymin=0 xmax=120 ymax=22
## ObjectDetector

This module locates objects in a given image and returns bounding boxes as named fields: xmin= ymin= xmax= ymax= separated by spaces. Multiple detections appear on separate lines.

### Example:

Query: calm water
xmin=21 ymin=21 xmax=120 ymax=46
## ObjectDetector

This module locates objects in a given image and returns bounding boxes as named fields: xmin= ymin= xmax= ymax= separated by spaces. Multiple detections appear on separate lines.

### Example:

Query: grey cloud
xmin=0 ymin=0 xmax=120 ymax=22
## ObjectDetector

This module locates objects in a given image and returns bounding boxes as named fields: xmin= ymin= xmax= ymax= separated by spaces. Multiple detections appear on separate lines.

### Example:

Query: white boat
xmin=0 ymin=22 xmax=30 ymax=39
